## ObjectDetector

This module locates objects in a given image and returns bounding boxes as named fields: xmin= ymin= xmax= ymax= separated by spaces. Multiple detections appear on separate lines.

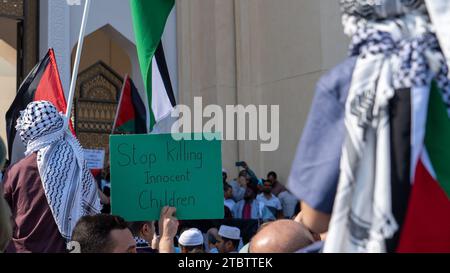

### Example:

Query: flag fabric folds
xmin=130 ymin=0 xmax=176 ymax=132
xmin=112 ymin=75 xmax=147 ymax=134
xmin=5 ymin=48 xmax=73 ymax=164
xmin=398 ymin=82 xmax=450 ymax=253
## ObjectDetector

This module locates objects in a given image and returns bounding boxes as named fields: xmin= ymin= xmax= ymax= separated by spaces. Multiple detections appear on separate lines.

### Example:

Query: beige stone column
xmin=177 ymin=0 xmax=348 ymax=183
xmin=177 ymin=0 xmax=240 ymax=178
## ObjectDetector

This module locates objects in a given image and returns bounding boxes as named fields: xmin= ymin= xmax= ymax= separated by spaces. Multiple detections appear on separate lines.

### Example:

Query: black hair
xmin=71 ymin=214 xmax=130 ymax=253
xmin=267 ymin=171 xmax=277 ymax=179
xmin=223 ymin=183 xmax=232 ymax=192
xmin=238 ymin=170 xmax=247 ymax=177
xmin=127 ymin=221 xmax=151 ymax=237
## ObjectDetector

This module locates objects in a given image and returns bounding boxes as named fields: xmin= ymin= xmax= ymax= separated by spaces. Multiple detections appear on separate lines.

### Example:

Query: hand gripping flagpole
xmin=65 ymin=0 xmax=91 ymax=122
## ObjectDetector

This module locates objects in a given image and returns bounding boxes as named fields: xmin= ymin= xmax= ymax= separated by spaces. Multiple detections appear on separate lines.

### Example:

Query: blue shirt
xmin=287 ymin=57 xmax=357 ymax=214
xmin=296 ymin=241 xmax=325 ymax=253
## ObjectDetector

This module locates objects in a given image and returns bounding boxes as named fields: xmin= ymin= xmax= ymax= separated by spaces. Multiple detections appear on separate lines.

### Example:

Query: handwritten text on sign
xmin=110 ymin=133 xmax=224 ymax=221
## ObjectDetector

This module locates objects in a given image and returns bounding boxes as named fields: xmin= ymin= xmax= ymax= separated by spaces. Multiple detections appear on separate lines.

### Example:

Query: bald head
xmin=250 ymin=220 xmax=315 ymax=253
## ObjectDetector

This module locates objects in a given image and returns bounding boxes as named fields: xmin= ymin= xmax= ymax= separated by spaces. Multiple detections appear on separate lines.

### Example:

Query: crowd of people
xmin=222 ymin=165 xmax=299 ymax=222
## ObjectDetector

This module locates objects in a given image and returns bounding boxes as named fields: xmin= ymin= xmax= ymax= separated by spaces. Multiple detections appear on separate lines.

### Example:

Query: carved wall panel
xmin=73 ymin=61 xmax=123 ymax=164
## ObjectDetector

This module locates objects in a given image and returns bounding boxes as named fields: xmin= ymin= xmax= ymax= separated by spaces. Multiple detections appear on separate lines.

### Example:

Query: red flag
xmin=112 ymin=75 xmax=147 ymax=134
xmin=5 ymin=48 xmax=74 ymax=163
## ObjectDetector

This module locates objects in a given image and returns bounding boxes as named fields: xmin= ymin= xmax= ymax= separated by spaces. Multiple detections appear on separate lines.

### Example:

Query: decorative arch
xmin=73 ymin=61 xmax=123 ymax=156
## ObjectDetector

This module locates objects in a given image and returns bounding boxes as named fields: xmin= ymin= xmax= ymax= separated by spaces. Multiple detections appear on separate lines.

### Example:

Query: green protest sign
xmin=110 ymin=133 xmax=224 ymax=221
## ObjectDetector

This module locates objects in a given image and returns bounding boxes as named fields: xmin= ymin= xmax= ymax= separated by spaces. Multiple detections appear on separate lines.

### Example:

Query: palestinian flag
xmin=5 ymin=48 xmax=73 ymax=164
xmin=130 ymin=0 xmax=177 ymax=132
xmin=112 ymin=75 xmax=147 ymax=134
xmin=398 ymin=82 xmax=450 ymax=253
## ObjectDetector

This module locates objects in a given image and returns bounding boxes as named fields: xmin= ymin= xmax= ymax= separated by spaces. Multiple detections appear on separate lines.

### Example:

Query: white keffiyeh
xmin=16 ymin=101 xmax=101 ymax=240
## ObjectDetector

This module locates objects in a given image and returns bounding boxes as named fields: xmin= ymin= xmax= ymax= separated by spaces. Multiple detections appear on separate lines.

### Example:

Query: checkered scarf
xmin=340 ymin=0 xmax=426 ymax=21
xmin=340 ymin=0 xmax=427 ymax=38
xmin=348 ymin=17 xmax=450 ymax=114
xmin=16 ymin=101 xmax=101 ymax=240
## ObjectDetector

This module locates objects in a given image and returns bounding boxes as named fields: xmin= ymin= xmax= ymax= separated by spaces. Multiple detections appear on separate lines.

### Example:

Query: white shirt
xmin=278 ymin=191 xmax=298 ymax=218
xmin=224 ymin=199 xmax=236 ymax=211
xmin=256 ymin=193 xmax=282 ymax=211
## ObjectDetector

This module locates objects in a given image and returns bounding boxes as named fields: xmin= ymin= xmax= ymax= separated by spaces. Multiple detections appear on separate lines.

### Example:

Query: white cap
xmin=218 ymin=225 xmax=241 ymax=240
xmin=179 ymin=228 xmax=204 ymax=246
xmin=222 ymin=168 xmax=228 ymax=173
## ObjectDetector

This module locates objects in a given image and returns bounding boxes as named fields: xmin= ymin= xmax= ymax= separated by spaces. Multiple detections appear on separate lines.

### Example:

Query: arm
xmin=243 ymin=162 xmax=259 ymax=186
xmin=296 ymin=202 xmax=331 ymax=234
xmin=158 ymin=206 xmax=179 ymax=253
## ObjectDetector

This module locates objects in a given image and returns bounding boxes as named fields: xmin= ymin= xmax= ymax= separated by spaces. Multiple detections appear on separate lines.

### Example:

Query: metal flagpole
xmin=65 ymin=0 xmax=91 ymax=122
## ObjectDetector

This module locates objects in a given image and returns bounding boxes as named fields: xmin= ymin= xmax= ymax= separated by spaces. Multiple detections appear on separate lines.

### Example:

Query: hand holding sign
xmin=159 ymin=206 xmax=179 ymax=253
xmin=160 ymin=206 xmax=179 ymax=239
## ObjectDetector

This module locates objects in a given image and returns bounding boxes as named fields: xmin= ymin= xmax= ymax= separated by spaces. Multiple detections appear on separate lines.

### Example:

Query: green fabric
xmin=425 ymin=81 xmax=450 ymax=198
xmin=130 ymin=0 xmax=175 ymax=131
xmin=115 ymin=120 xmax=136 ymax=134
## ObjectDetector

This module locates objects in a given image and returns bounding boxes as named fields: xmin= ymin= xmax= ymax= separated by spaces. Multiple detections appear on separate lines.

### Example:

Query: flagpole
xmin=65 ymin=0 xmax=91 ymax=121
xmin=112 ymin=74 xmax=129 ymax=134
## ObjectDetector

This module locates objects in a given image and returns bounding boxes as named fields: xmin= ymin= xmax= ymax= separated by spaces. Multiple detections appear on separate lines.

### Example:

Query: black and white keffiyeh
xmin=341 ymin=1 xmax=450 ymax=78
xmin=16 ymin=101 xmax=101 ymax=240
xmin=348 ymin=17 xmax=450 ymax=113
xmin=340 ymin=0 xmax=426 ymax=21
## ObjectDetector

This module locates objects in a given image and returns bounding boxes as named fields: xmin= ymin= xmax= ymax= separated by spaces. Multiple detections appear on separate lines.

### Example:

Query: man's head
xmin=238 ymin=170 xmax=248 ymax=179
xmin=238 ymin=172 xmax=249 ymax=187
xmin=249 ymin=220 xmax=314 ymax=253
xmin=71 ymin=214 xmax=136 ymax=253
xmin=224 ymin=183 xmax=233 ymax=199
xmin=127 ymin=221 xmax=155 ymax=243
xmin=267 ymin=171 xmax=277 ymax=184
xmin=262 ymin=180 xmax=273 ymax=194
xmin=217 ymin=225 xmax=241 ymax=253
xmin=16 ymin=101 xmax=64 ymax=147
xmin=178 ymin=228 xmax=204 ymax=253
xmin=244 ymin=184 xmax=257 ymax=201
